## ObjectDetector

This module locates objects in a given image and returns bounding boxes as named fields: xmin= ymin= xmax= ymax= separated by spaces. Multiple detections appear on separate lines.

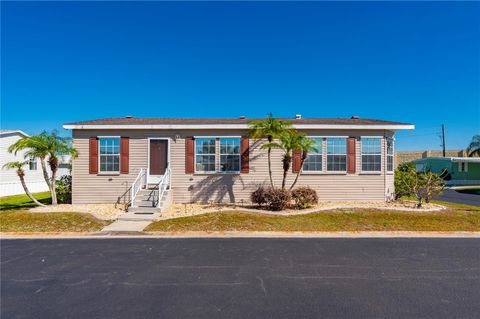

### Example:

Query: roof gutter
xmin=63 ymin=124 xmax=415 ymax=130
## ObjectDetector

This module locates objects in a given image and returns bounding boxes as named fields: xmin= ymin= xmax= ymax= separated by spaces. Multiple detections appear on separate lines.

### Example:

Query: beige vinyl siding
xmin=72 ymin=129 xmax=396 ymax=204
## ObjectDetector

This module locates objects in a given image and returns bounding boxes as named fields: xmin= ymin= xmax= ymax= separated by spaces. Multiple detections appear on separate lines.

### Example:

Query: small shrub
xmin=251 ymin=187 xmax=267 ymax=206
xmin=394 ymin=162 xmax=416 ymax=199
xmin=414 ymin=171 xmax=445 ymax=206
xmin=263 ymin=188 xmax=291 ymax=211
xmin=56 ymin=175 xmax=72 ymax=204
xmin=291 ymin=186 xmax=318 ymax=209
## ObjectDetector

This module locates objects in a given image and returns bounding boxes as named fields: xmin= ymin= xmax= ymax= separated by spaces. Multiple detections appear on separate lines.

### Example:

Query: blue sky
xmin=2 ymin=1 xmax=479 ymax=151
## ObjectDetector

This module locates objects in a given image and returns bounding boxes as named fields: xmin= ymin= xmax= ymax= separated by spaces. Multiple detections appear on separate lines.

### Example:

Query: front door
xmin=149 ymin=139 xmax=168 ymax=183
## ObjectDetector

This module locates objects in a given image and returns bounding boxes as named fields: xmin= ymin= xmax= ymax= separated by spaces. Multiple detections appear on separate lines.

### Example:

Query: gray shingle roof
xmin=64 ymin=117 xmax=412 ymax=126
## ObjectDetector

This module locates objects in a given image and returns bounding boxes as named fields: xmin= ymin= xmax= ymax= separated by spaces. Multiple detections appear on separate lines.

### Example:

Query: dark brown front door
xmin=150 ymin=140 xmax=168 ymax=175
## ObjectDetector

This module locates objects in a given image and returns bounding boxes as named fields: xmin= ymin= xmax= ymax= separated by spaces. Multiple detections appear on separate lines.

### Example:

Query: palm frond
xmin=467 ymin=134 xmax=480 ymax=157
xmin=2 ymin=161 xmax=28 ymax=170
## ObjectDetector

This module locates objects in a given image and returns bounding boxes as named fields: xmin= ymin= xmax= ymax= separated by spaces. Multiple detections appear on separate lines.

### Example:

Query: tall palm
xmin=262 ymin=129 xmax=303 ymax=189
xmin=2 ymin=161 xmax=46 ymax=207
xmin=467 ymin=134 xmax=480 ymax=157
xmin=248 ymin=113 xmax=292 ymax=187
xmin=8 ymin=131 xmax=78 ymax=205
xmin=289 ymin=136 xmax=319 ymax=190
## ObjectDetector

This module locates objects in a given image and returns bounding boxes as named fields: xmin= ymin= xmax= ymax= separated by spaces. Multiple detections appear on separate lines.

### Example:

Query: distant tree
xmin=467 ymin=134 xmax=480 ymax=157
xmin=2 ymin=161 xmax=46 ymax=207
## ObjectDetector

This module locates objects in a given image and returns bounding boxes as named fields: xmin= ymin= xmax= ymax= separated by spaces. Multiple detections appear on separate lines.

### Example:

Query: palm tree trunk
xmin=267 ymin=148 xmax=274 ymax=188
xmin=40 ymin=157 xmax=53 ymax=193
xmin=281 ymin=168 xmax=288 ymax=189
xmin=48 ymin=156 xmax=58 ymax=205
xmin=18 ymin=171 xmax=46 ymax=207
xmin=289 ymin=158 xmax=306 ymax=190
xmin=50 ymin=169 xmax=58 ymax=205
xmin=281 ymin=156 xmax=291 ymax=189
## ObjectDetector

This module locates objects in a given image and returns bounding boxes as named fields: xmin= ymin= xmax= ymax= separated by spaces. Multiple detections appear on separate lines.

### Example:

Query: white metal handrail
xmin=130 ymin=168 xmax=147 ymax=207
xmin=156 ymin=166 xmax=171 ymax=208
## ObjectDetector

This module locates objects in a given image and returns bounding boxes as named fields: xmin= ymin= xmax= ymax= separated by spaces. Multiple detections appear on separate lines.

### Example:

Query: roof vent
xmin=239 ymin=115 xmax=246 ymax=119
xmin=351 ymin=115 xmax=360 ymax=119
xmin=295 ymin=114 xmax=302 ymax=119
xmin=125 ymin=115 xmax=133 ymax=119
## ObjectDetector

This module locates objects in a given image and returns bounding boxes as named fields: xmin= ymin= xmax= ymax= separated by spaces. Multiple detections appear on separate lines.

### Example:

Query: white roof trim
xmin=450 ymin=157 xmax=480 ymax=163
xmin=452 ymin=157 xmax=480 ymax=163
xmin=63 ymin=124 xmax=415 ymax=130
xmin=418 ymin=157 xmax=480 ymax=163
xmin=0 ymin=130 xmax=30 ymax=137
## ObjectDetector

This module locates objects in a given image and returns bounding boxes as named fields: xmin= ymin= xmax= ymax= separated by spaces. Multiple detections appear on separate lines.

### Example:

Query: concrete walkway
xmin=101 ymin=220 xmax=152 ymax=232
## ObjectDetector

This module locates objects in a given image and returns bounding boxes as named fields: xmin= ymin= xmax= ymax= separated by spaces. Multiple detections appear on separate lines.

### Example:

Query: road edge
xmin=1 ymin=231 xmax=480 ymax=239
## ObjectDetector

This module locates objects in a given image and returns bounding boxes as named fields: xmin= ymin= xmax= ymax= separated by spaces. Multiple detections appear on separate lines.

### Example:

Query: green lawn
xmin=146 ymin=205 xmax=480 ymax=233
xmin=0 ymin=192 xmax=52 ymax=210
xmin=0 ymin=210 xmax=110 ymax=232
xmin=0 ymin=192 xmax=110 ymax=233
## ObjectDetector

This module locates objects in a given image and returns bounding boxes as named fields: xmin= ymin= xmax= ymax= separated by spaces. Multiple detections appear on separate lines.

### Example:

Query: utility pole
xmin=441 ymin=124 xmax=446 ymax=157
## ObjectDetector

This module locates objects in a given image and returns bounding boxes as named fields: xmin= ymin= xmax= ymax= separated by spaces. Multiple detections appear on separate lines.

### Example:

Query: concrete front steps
xmin=117 ymin=187 xmax=171 ymax=222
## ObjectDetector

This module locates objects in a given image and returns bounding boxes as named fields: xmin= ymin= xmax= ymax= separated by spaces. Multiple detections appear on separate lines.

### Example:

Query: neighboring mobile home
xmin=63 ymin=116 xmax=414 ymax=207
xmin=0 ymin=130 xmax=71 ymax=196
xmin=0 ymin=130 xmax=49 ymax=196
xmin=412 ymin=157 xmax=480 ymax=186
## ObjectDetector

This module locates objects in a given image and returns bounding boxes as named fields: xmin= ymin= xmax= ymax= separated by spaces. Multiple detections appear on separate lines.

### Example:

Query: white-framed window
xmin=195 ymin=137 xmax=241 ymax=173
xmin=361 ymin=137 xmax=382 ymax=172
xmin=386 ymin=137 xmax=394 ymax=172
xmin=99 ymin=137 xmax=120 ymax=173
xmin=303 ymin=138 xmax=323 ymax=172
xmin=220 ymin=138 xmax=240 ymax=172
xmin=416 ymin=163 xmax=425 ymax=172
xmin=326 ymin=138 xmax=347 ymax=172
xmin=195 ymin=138 xmax=216 ymax=173
xmin=29 ymin=158 xmax=37 ymax=171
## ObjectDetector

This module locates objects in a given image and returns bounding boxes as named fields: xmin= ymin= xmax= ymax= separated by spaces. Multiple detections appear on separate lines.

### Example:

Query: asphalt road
xmin=434 ymin=189 xmax=480 ymax=206
xmin=2 ymin=238 xmax=480 ymax=319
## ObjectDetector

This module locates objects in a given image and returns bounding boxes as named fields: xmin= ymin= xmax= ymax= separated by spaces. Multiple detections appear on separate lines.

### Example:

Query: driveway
xmin=434 ymin=188 xmax=480 ymax=206
xmin=2 ymin=238 xmax=480 ymax=319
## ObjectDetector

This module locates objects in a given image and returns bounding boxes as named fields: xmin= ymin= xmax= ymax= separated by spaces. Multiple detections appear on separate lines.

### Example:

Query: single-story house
xmin=63 ymin=116 xmax=414 ymax=208
xmin=412 ymin=157 xmax=480 ymax=186
xmin=0 ymin=130 xmax=71 ymax=196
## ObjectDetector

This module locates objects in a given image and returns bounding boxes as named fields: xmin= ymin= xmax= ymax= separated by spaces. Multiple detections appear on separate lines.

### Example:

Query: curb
xmin=2 ymin=231 xmax=480 ymax=239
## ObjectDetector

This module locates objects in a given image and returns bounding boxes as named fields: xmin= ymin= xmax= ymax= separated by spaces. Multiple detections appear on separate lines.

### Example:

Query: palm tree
xmin=2 ymin=161 xmax=46 ymax=207
xmin=9 ymin=134 xmax=53 ymax=196
xmin=467 ymin=134 xmax=480 ymax=157
xmin=248 ymin=113 xmax=292 ymax=187
xmin=289 ymin=136 xmax=319 ymax=190
xmin=8 ymin=131 xmax=78 ymax=205
xmin=261 ymin=129 xmax=303 ymax=189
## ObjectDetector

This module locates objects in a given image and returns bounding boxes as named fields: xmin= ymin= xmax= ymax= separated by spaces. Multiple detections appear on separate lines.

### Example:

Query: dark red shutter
xmin=89 ymin=137 xmax=98 ymax=174
xmin=347 ymin=137 xmax=356 ymax=174
xmin=240 ymin=136 xmax=249 ymax=173
xmin=185 ymin=137 xmax=195 ymax=174
xmin=292 ymin=149 xmax=302 ymax=173
xmin=120 ymin=137 xmax=129 ymax=174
